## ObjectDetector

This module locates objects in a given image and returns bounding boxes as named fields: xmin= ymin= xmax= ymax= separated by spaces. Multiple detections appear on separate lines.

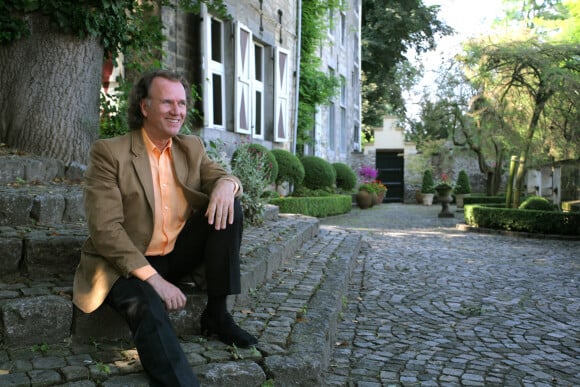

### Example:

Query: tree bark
xmin=0 ymin=14 xmax=103 ymax=165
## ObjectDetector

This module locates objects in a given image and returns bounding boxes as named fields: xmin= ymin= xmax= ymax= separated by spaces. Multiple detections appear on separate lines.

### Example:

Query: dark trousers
xmin=105 ymin=199 xmax=243 ymax=386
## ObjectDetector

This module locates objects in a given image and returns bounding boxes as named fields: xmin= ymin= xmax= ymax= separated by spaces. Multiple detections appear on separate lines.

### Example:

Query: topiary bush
xmin=332 ymin=162 xmax=357 ymax=191
xmin=232 ymin=143 xmax=278 ymax=184
xmin=300 ymin=156 xmax=336 ymax=190
xmin=454 ymin=170 xmax=471 ymax=195
xmin=271 ymin=149 xmax=305 ymax=187
xmin=421 ymin=170 xmax=435 ymax=194
xmin=519 ymin=196 xmax=554 ymax=211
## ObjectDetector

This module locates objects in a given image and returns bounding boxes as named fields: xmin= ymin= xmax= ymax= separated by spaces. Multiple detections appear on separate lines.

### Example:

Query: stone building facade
xmin=148 ymin=1 xmax=362 ymax=162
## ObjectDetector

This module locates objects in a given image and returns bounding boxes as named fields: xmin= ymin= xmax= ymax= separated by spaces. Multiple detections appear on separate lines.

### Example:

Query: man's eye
xmin=178 ymin=101 xmax=186 ymax=107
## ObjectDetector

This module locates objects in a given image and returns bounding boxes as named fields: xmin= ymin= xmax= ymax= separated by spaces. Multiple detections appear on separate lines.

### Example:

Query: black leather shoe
xmin=200 ymin=310 xmax=258 ymax=348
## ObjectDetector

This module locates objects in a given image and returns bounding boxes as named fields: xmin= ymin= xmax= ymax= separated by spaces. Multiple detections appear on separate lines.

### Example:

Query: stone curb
xmin=456 ymin=223 xmax=580 ymax=241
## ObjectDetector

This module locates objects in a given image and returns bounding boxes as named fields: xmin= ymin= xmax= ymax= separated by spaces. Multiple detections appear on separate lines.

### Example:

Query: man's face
xmin=140 ymin=77 xmax=187 ymax=142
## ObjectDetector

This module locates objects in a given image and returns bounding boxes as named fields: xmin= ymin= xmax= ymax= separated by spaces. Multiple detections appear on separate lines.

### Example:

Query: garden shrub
xmin=232 ymin=143 xmax=278 ymax=184
xmin=463 ymin=195 xmax=505 ymax=205
xmin=421 ymin=170 xmax=435 ymax=193
xmin=271 ymin=149 xmax=305 ymax=187
xmin=519 ymin=196 xmax=554 ymax=211
xmin=464 ymin=204 xmax=580 ymax=236
xmin=230 ymin=145 xmax=270 ymax=226
xmin=300 ymin=156 xmax=336 ymax=190
xmin=454 ymin=170 xmax=471 ymax=195
xmin=270 ymin=195 xmax=352 ymax=217
xmin=332 ymin=162 xmax=357 ymax=191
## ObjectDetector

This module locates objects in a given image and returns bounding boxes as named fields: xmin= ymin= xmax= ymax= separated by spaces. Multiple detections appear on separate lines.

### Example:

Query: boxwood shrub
xmin=271 ymin=149 xmax=304 ymax=186
xmin=519 ymin=196 xmax=554 ymax=211
xmin=464 ymin=204 xmax=580 ymax=236
xmin=269 ymin=195 xmax=352 ymax=217
xmin=300 ymin=156 xmax=336 ymax=190
xmin=332 ymin=162 xmax=357 ymax=191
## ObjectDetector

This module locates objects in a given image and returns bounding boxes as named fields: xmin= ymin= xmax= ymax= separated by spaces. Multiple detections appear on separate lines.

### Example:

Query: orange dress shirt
xmin=132 ymin=129 xmax=190 ymax=280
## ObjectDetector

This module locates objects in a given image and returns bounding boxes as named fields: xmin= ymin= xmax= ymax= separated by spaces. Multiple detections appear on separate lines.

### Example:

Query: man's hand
xmin=146 ymin=273 xmax=187 ymax=311
xmin=205 ymin=179 xmax=236 ymax=230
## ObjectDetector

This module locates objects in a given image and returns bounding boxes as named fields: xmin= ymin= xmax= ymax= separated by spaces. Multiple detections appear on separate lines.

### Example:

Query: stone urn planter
xmin=435 ymin=184 xmax=454 ymax=218
xmin=356 ymin=190 xmax=373 ymax=209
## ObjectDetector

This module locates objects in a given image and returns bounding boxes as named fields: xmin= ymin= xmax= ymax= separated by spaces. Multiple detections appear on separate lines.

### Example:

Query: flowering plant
xmin=358 ymin=165 xmax=378 ymax=183
xmin=370 ymin=180 xmax=387 ymax=193
xmin=436 ymin=173 xmax=453 ymax=188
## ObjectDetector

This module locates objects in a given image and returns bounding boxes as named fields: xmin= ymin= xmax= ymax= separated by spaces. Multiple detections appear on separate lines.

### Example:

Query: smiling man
xmin=73 ymin=69 xmax=257 ymax=386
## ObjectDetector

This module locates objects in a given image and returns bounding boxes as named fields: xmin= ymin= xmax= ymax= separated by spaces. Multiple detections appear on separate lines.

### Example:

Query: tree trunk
xmin=512 ymin=92 xmax=551 ymax=208
xmin=0 ymin=14 xmax=103 ymax=165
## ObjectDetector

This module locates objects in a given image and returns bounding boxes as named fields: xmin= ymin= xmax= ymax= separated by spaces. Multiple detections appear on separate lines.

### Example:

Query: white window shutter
xmin=274 ymin=47 xmax=290 ymax=142
xmin=201 ymin=5 xmax=211 ymax=128
xmin=235 ymin=22 xmax=252 ymax=134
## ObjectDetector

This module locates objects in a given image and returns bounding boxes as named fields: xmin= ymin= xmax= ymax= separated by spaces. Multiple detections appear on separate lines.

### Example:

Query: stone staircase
xmin=0 ymin=152 xmax=363 ymax=386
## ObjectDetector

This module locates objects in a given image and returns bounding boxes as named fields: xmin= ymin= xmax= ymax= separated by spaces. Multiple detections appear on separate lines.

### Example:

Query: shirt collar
xmin=141 ymin=128 xmax=172 ymax=155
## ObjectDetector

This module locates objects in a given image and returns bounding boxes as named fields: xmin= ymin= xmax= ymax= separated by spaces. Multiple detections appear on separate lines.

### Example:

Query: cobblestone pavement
xmin=320 ymin=203 xmax=579 ymax=386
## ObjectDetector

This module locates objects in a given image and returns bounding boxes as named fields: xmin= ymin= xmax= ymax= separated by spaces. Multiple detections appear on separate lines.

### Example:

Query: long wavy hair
xmin=127 ymin=70 xmax=190 ymax=131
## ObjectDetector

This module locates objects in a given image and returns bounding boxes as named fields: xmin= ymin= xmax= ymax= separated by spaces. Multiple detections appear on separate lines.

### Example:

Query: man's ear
xmin=140 ymin=99 xmax=149 ymax=118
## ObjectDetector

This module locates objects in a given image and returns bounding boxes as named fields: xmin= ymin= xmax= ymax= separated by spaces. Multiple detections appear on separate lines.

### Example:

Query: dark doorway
xmin=376 ymin=150 xmax=404 ymax=202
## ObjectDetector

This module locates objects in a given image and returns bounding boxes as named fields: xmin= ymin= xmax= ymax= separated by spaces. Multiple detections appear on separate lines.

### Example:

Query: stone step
xmin=0 ymin=211 xmax=319 ymax=347
xmin=0 ymin=184 xmax=85 ymax=227
xmin=0 ymin=224 xmax=361 ymax=386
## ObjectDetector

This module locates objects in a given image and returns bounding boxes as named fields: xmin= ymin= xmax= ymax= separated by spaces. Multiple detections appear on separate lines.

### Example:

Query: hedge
xmin=269 ymin=195 xmax=352 ymax=217
xmin=464 ymin=204 xmax=580 ymax=236
xmin=463 ymin=195 xmax=505 ymax=205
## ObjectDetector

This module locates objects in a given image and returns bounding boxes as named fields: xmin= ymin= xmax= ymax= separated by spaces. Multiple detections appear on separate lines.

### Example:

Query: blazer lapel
xmin=130 ymin=131 xmax=155 ymax=211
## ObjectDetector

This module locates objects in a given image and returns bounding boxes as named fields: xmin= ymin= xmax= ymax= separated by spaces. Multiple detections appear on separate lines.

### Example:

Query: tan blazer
xmin=73 ymin=131 xmax=242 ymax=313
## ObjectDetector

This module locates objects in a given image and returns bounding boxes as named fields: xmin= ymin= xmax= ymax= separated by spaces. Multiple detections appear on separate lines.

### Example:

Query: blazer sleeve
xmin=83 ymin=140 xmax=151 ymax=277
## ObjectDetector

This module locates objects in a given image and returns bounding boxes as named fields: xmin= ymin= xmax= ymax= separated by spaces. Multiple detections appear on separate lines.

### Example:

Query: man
xmin=73 ymin=69 xmax=257 ymax=386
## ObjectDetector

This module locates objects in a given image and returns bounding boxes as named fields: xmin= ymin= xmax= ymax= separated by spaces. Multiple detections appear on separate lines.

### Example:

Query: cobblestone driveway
xmin=321 ymin=204 xmax=579 ymax=386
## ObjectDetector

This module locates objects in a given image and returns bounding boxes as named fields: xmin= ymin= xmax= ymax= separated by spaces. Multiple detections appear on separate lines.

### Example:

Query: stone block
xmin=0 ymin=236 xmax=22 ymax=276
xmin=72 ymin=287 xmax=206 ymax=343
xmin=65 ymin=162 xmax=86 ymax=182
xmin=0 ymin=192 xmax=33 ymax=226
xmin=195 ymin=361 xmax=266 ymax=387
xmin=63 ymin=190 xmax=86 ymax=222
xmin=0 ymin=157 xmax=25 ymax=184
xmin=23 ymin=157 xmax=65 ymax=182
xmin=31 ymin=193 xmax=66 ymax=225
xmin=23 ymin=232 xmax=84 ymax=276
xmin=0 ymin=295 xmax=72 ymax=345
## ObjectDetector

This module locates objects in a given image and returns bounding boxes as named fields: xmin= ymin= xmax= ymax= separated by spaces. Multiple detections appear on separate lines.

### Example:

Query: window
xmin=340 ymin=75 xmax=346 ymax=106
xmin=340 ymin=12 xmax=346 ymax=47
xmin=274 ymin=47 xmax=290 ymax=142
xmin=340 ymin=107 xmax=347 ymax=152
xmin=327 ymin=7 xmax=335 ymax=40
xmin=328 ymin=102 xmax=335 ymax=150
xmin=253 ymin=43 xmax=264 ymax=138
xmin=203 ymin=16 xmax=225 ymax=128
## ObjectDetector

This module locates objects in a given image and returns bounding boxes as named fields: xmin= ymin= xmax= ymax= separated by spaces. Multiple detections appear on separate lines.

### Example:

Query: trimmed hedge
xmin=464 ymin=204 xmax=580 ymax=236
xmin=270 ymin=195 xmax=352 ymax=217
xmin=463 ymin=195 xmax=505 ymax=205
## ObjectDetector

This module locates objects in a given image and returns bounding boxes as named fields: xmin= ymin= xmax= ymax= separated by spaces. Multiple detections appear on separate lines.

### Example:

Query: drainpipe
xmin=292 ymin=0 xmax=302 ymax=155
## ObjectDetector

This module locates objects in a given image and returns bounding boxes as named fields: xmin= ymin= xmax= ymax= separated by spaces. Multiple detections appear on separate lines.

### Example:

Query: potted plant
xmin=454 ymin=170 xmax=471 ymax=208
xmin=421 ymin=170 xmax=435 ymax=206
xmin=370 ymin=180 xmax=387 ymax=205
xmin=356 ymin=183 xmax=376 ymax=209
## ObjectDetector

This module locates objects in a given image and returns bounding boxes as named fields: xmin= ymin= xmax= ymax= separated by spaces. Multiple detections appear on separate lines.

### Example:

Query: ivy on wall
xmin=297 ymin=0 xmax=342 ymax=154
